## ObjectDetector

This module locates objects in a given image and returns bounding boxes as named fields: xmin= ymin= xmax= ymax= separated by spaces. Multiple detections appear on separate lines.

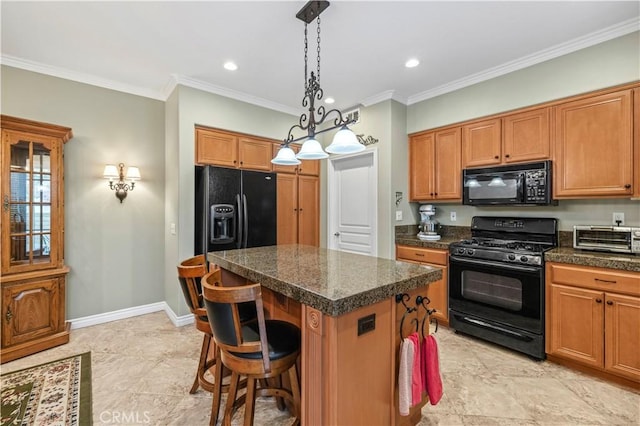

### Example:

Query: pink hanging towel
xmin=424 ymin=334 xmax=443 ymax=405
xmin=420 ymin=334 xmax=428 ymax=393
xmin=408 ymin=332 xmax=422 ymax=406
xmin=398 ymin=337 xmax=414 ymax=416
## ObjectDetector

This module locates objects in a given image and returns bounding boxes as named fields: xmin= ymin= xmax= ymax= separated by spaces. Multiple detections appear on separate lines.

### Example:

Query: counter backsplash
xmin=395 ymin=224 xmax=471 ymax=241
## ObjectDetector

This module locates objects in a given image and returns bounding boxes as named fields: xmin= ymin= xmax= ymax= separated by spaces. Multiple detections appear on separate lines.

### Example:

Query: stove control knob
xmin=508 ymin=254 xmax=516 ymax=261
xmin=457 ymin=248 xmax=466 ymax=255
xmin=467 ymin=249 xmax=475 ymax=255
xmin=520 ymin=256 xmax=528 ymax=263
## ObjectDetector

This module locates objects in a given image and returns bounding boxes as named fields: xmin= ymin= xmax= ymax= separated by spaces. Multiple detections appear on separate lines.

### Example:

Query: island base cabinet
xmin=546 ymin=262 xmax=640 ymax=385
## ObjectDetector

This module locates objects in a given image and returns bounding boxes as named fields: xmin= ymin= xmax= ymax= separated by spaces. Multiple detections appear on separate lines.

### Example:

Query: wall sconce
xmin=103 ymin=163 xmax=141 ymax=203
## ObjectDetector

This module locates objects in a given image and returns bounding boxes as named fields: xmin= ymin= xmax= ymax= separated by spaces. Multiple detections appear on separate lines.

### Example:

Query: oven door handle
xmin=449 ymin=256 xmax=541 ymax=274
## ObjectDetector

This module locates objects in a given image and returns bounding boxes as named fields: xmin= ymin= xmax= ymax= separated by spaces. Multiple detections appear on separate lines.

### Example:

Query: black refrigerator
xmin=195 ymin=165 xmax=277 ymax=255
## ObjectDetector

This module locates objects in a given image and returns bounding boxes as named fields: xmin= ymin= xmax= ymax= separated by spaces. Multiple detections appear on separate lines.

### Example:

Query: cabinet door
xmin=634 ymin=89 xmax=640 ymax=198
xmin=554 ymin=90 xmax=633 ymax=198
xmin=433 ymin=128 xmax=461 ymax=201
xmin=462 ymin=118 xmax=501 ymax=167
xmin=502 ymin=107 xmax=550 ymax=163
xmin=196 ymin=128 xmax=238 ymax=168
xmin=1 ymin=130 xmax=62 ymax=274
xmin=238 ymin=137 xmax=273 ymax=171
xmin=409 ymin=133 xmax=434 ymax=201
xmin=2 ymin=278 xmax=62 ymax=347
xmin=605 ymin=293 xmax=640 ymax=381
xmin=547 ymin=283 xmax=604 ymax=368
xmin=298 ymin=159 xmax=320 ymax=177
xmin=298 ymin=175 xmax=319 ymax=246
xmin=277 ymin=174 xmax=298 ymax=245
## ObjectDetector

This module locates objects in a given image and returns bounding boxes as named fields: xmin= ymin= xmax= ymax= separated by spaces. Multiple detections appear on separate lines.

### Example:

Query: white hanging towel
xmin=398 ymin=337 xmax=415 ymax=416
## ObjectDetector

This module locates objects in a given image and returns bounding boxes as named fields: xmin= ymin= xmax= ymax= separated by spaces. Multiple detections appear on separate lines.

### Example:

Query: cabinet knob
xmin=606 ymin=300 xmax=613 ymax=306
xmin=505 ymin=154 xmax=510 ymax=158
xmin=430 ymin=192 xmax=434 ymax=196
xmin=3 ymin=195 xmax=8 ymax=211
xmin=624 ymin=184 xmax=631 ymax=189
xmin=494 ymin=155 xmax=499 ymax=159
xmin=5 ymin=307 xmax=13 ymax=323
xmin=595 ymin=298 xmax=602 ymax=303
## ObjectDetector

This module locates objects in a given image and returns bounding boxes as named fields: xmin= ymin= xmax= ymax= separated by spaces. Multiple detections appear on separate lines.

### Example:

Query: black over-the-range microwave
xmin=462 ymin=160 xmax=556 ymax=206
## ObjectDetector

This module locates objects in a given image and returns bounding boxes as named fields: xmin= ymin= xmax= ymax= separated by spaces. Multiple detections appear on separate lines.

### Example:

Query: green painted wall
xmin=1 ymin=65 xmax=166 ymax=319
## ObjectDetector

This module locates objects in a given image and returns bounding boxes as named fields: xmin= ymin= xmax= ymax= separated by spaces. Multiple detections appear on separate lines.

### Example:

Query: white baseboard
xmin=69 ymin=302 xmax=194 ymax=330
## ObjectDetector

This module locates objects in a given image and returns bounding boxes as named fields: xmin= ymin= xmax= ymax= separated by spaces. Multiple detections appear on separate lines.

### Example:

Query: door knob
xmin=334 ymin=232 xmax=340 ymax=237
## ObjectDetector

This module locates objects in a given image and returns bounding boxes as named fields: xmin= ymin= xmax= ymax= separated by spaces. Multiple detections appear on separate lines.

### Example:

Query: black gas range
xmin=448 ymin=217 xmax=558 ymax=359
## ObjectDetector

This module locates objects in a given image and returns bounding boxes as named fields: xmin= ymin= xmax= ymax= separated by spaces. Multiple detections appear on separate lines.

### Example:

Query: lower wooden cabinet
xmin=396 ymin=245 xmax=448 ymax=325
xmin=261 ymin=286 xmax=301 ymax=328
xmin=546 ymin=262 xmax=640 ymax=383
xmin=1 ymin=268 xmax=70 ymax=363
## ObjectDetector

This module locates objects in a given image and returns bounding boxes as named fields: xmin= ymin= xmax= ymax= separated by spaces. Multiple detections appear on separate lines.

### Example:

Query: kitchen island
xmin=208 ymin=244 xmax=442 ymax=426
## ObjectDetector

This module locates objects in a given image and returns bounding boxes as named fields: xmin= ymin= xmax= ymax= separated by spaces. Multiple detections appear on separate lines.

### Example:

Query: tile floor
xmin=2 ymin=311 xmax=638 ymax=425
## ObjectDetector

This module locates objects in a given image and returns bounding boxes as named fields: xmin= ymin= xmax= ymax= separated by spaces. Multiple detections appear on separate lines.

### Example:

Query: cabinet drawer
xmin=548 ymin=263 xmax=640 ymax=297
xmin=396 ymin=245 xmax=447 ymax=265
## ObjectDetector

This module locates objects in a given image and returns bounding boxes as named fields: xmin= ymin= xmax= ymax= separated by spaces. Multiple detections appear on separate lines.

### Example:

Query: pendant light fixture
xmin=272 ymin=0 xmax=364 ymax=166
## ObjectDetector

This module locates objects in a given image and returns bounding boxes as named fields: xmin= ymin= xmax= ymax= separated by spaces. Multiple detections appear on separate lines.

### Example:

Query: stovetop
xmin=449 ymin=217 xmax=558 ymax=267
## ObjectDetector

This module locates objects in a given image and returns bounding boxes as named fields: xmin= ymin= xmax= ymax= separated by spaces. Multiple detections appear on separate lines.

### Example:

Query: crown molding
xmin=407 ymin=17 xmax=640 ymax=105
xmin=360 ymin=90 xmax=408 ymax=107
xmin=1 ymin=54 xmax=166 ymax=101
xmin=171 ymin=75 xmax=301 ymax=116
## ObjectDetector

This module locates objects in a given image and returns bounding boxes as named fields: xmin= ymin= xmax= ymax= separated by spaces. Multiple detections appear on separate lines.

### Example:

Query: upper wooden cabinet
xmin=196 ymin=127 xmax=273 ymax=171
xmin=462 ymin=108 xmax=551 ymax=168
xmin=502 ymin=108 xmax=551 ymax=164
xmin=409 ymin=127 xmax=461 ymax=202
xmin=271 ymin=143 xmax=319 ymax=176
xmin=1 ymin=115 xmax=72 ymax=363
xmin=554 ymin=90 xmax=633 ymax=198
xmin=462 ymin=118 xmax=502 ymax=167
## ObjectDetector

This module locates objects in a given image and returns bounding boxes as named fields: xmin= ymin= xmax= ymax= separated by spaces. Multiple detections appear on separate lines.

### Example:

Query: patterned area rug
xmin=1 ymin=352 xmax=92 ymax=425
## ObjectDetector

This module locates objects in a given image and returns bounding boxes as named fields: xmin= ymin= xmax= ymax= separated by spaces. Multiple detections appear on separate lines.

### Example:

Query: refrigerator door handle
xmin=243 ymin=194 xmax=248 ymax=248
xmin=236 ymin=194 xmax=242 ymax=249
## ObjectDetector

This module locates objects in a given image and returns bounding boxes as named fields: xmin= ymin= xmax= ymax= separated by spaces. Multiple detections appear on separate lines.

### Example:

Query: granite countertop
xmin=208 ymin=245 xmax=442 ymax=316
xmin=545 ymin=247 xmax=640 ymax=273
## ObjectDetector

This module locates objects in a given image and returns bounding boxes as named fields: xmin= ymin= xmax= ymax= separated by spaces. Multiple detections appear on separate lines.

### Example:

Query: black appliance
xmin=195 ymin=166 xmax=277 ymax=255
xmin=448 ymin=216 xmax=558 ymax=359
xmin=462 ymin=160 xmax=554 ymax=206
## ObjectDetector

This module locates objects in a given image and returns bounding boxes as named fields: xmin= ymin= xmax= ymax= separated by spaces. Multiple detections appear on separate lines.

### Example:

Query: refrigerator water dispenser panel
xmin=211 ymin=204 xmax=236 ymax=244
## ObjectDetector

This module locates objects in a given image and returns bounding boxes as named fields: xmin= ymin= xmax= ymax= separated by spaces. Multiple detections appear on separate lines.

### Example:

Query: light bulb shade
xmin=325 ymin=126 xmax=365 ymax=154
xmin=125 ymin=166 xmax=141 ymax=181
xmin=271 ymin=146 xmax=301 ymax=165
xmin=464 ymin=178 xmax=481 ymax=188
xmin=297 ymin=138 xmax=329 ymax=160
xmin=103 ymin=164 xmax=119 ymax=179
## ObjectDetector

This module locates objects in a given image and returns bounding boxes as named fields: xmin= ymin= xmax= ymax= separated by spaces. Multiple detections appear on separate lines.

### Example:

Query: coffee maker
xmin=418 ymin=204 xmax=441 ymax=241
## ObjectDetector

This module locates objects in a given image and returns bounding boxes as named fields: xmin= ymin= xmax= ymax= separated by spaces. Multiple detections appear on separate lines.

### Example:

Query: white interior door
xmin=328 ymin=149 xmax=377 ymax=256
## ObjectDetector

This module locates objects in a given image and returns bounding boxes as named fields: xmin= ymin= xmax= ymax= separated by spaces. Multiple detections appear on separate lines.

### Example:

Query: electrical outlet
xmin=170 ymin=223 xmax=176 ymax=235
xmin=395 ymin=210 xmax=403 ymax=221
xmin=450 ymin=212 xmax=457 ymax=222
xmin=612 ymin=212 xmax=625 ymax=226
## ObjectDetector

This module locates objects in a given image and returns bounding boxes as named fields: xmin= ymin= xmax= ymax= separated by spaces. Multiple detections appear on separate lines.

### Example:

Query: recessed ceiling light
xmin=405 ymin=58 xmax=420 ymax=68
xmin=224 ymin=61 xmax=238 ymax=71
xmin=324 ymin=97 xmax=335 ymax=104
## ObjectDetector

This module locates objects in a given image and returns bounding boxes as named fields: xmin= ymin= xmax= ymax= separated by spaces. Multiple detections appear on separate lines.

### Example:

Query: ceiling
xmin=2 ymin=1 xmax=639 ymax=115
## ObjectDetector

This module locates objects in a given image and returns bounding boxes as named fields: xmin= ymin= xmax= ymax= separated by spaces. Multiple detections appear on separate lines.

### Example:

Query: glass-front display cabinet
xmin=1 ymin=115 xmax=72 ymax=363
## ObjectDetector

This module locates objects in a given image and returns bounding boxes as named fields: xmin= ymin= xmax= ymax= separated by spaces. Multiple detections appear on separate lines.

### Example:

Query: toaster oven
xmin=573 ymin=226 xmax=640 ymax=254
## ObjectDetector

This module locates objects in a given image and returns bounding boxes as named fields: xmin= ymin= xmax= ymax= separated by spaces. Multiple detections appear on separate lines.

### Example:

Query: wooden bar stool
xmin=177 ymin=255 xmax=217 ymax=394
xmin=202 ymin=270 xmax=301 ymax=426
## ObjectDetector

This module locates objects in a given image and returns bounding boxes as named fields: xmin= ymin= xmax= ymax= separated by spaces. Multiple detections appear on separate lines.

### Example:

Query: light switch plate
xmin=450 ymin=212 xmax=457 ymax=221
xmin=612 ymin=212 xmax=624 ymax=225
xmin=395 ymin=210 xmax=403 ymax=221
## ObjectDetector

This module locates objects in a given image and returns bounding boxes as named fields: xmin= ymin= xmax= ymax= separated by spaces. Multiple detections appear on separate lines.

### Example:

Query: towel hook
xmin=397 ymin=293 xmax=417 ymax=340
xmin=416 ymin=295 xmax=438 ymax=337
